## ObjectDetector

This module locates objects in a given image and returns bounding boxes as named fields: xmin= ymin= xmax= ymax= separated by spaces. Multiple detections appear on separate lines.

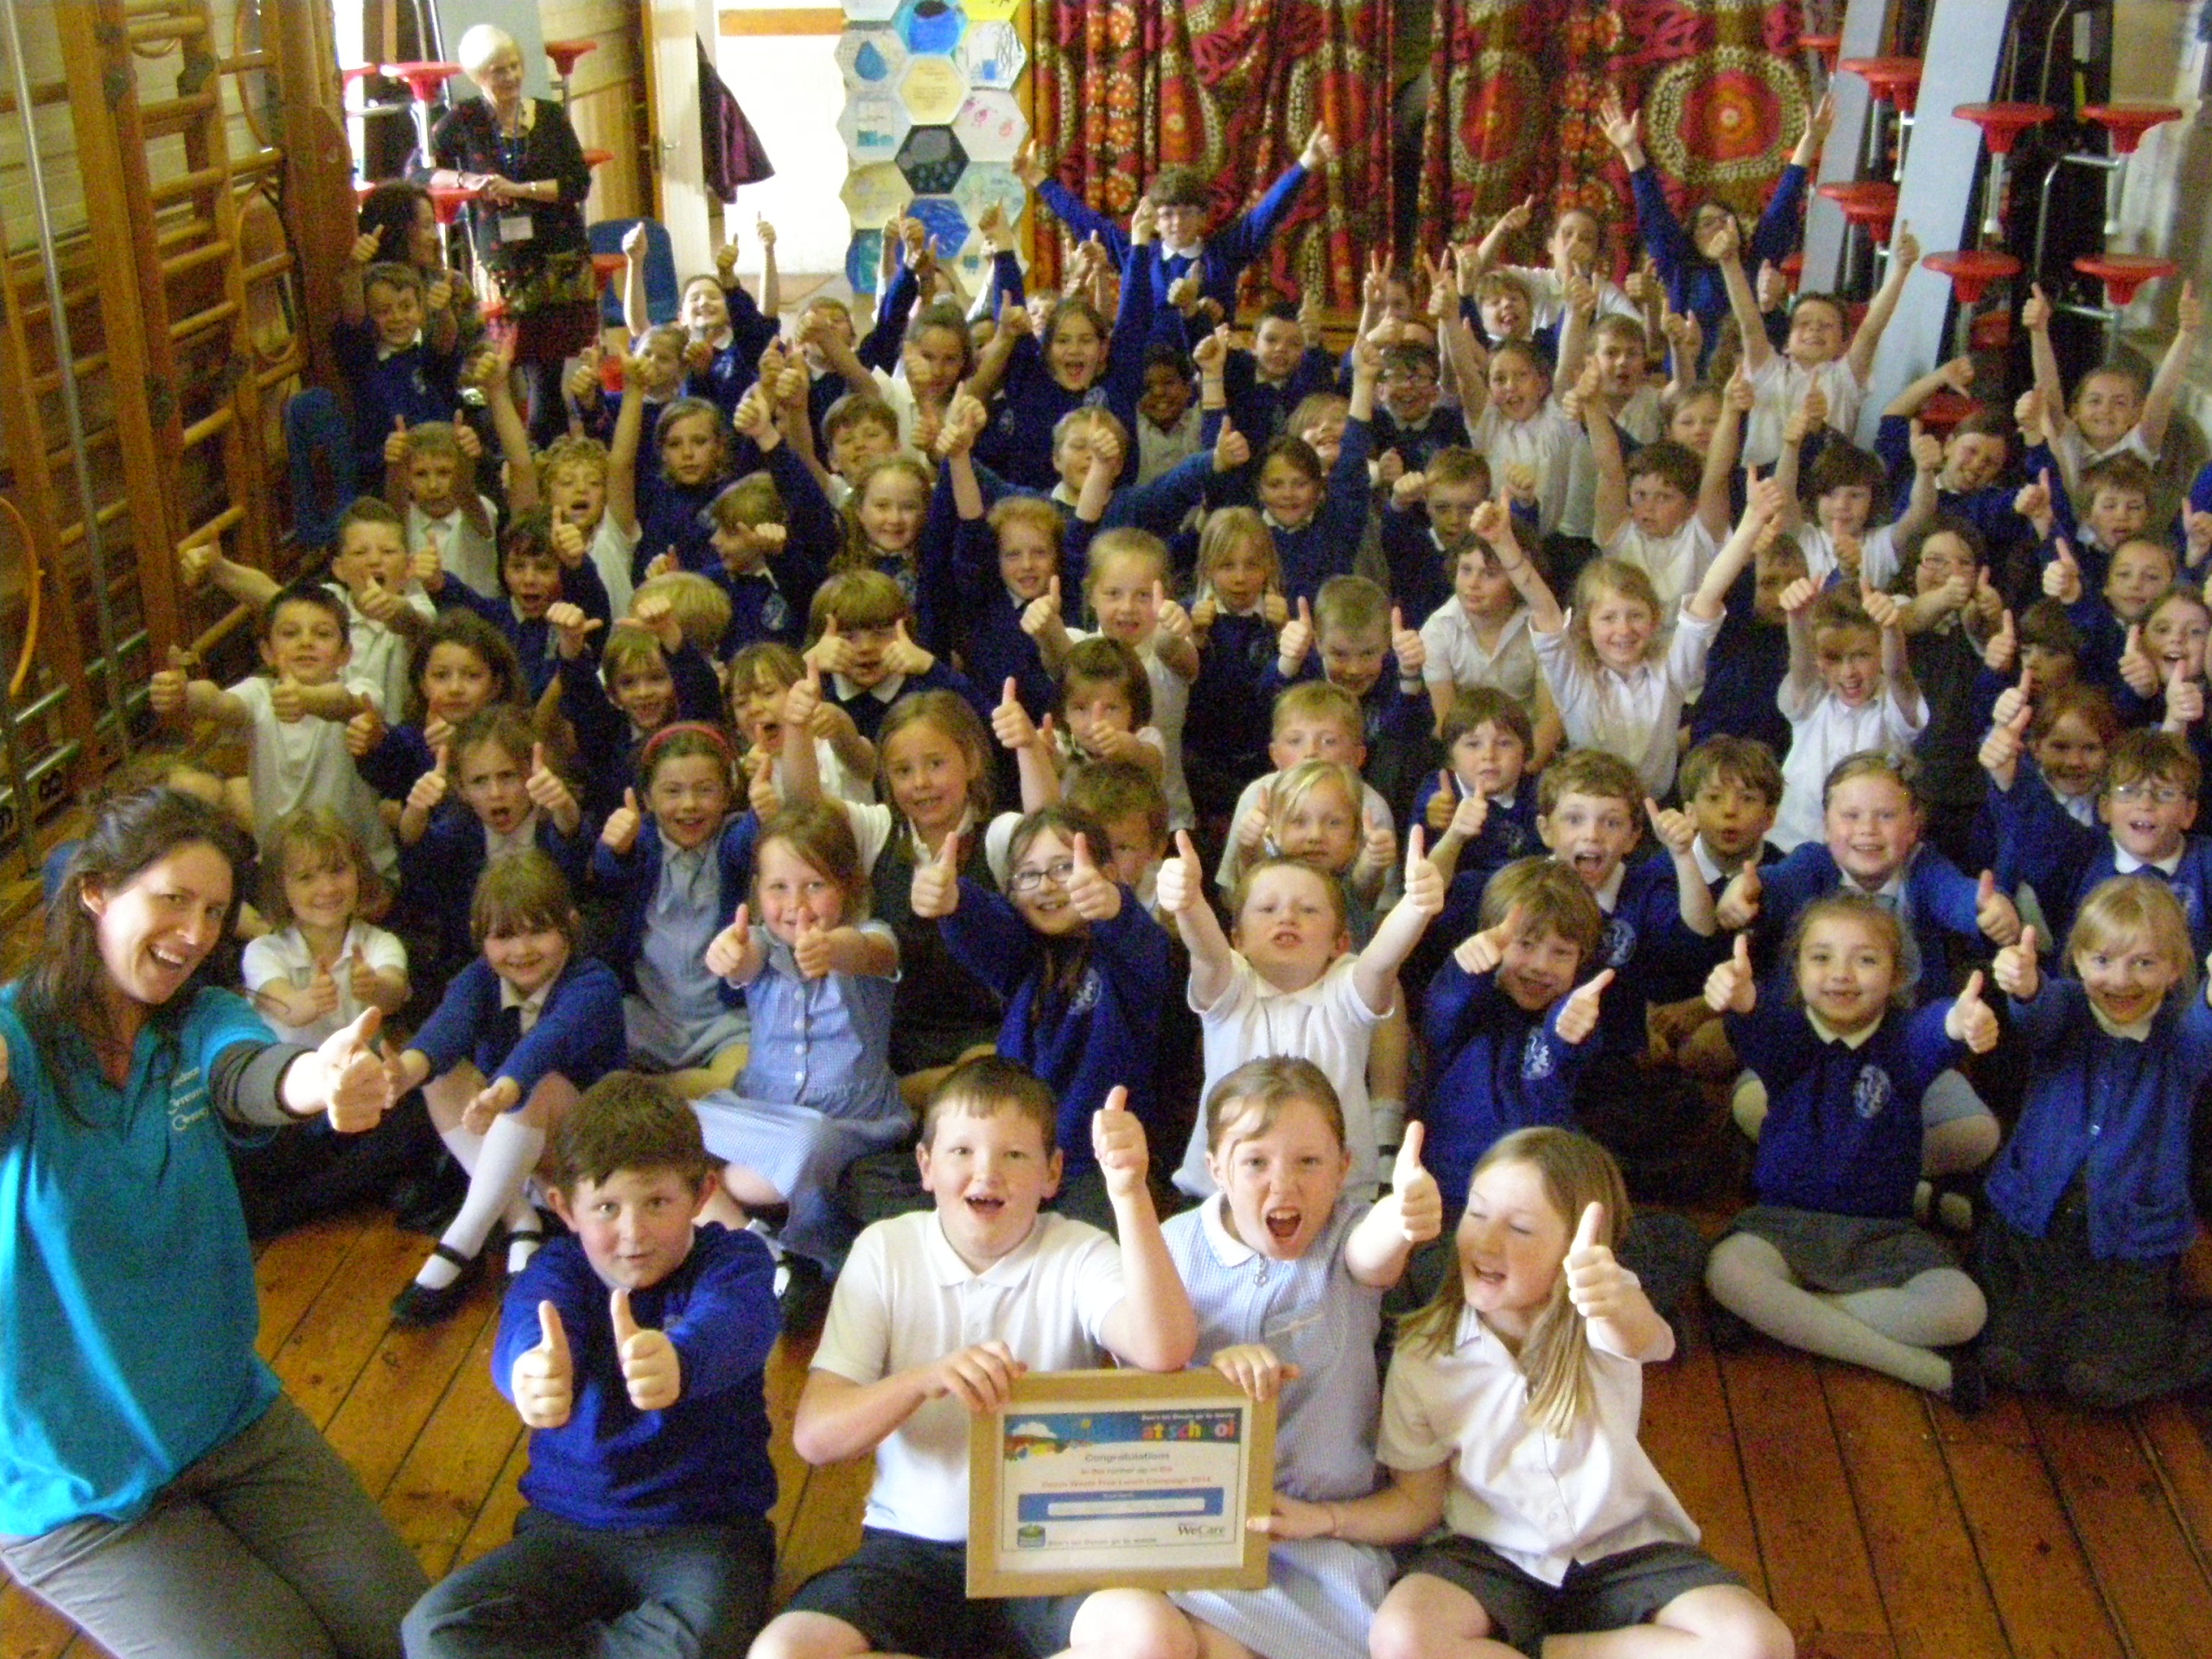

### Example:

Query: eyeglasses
xmin=1008 ymin=860 xmax=1076 ymax=894
xmin=2112 ymin=784 xmax=2189 ymax=806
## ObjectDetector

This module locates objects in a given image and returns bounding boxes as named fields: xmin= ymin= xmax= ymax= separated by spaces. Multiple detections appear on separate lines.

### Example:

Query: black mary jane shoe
xmin=391 ymin=1243 xmax=485 ymax=1327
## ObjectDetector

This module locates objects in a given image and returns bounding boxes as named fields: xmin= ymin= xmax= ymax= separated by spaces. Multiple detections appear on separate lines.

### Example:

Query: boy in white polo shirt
xmin=750 ymin=1056 xmax=1198 ymax=1659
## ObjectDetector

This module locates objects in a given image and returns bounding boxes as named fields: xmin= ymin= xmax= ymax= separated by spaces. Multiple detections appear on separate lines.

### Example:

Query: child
xmin=243 ymin=809 xmax=409 ymax=1044
xmin=553 ymin=588 xmax=724 ymax=819
xmin=592 ymin=725 xmax=755 ymax=1090
xmin=702 ymin=400 xmax=839 ymax=657
xmin=832 ymin=454 xmax=938 ymax=633
xmin=1213 ymin=303 xmax=1338 ymax=448
xmin=1471 ymin=199 xmax=1642 ymax=336
xmin=149 ymin=576 xmax=398 ymax=881
xmin=1507 ymin=480 xmax=1771 ymax=798
xmin=1162 ymin=812 xmax=1443 ymax=1202
xmin=1279 ymin=1128 xmax=1791 ymax=1659
xmin=748 ymin=1056 xmax=1196 ymax=1659
xmin=1896 ymin=518 xmax=2005 ymax=865
xmin=910 ymin=805 xmax=1173 ymax=1229
xmin=1580 ymin=388 xmax=1739 ymax=620
xmin=950 ymin=485 xmax=1065 ymax=729
xmin=1109 ymin=1058 xmax=1442 ymax=1659
xmin=391 ymin=419 xmax=499 ymax=597
xmin=691 ymin=801 xmax=908 ymax=1287
xmin=181 ymin=496 xmax=434 ymax=735
xmin=1419 ymin=524 xmax=1553 ymax=752
xmin=1772 ymin=583 xmax=1926 ymax=851
xmin=1273 ymin=575 xmax=1433 ymax=821
xmin=353 ymin=608 xmax=528 ymax=810
xmin=1703 ymin=898 xmax=1997 ymax=1400
xmin=1419 ymin=690 xmax=1543 ymax=954
xmin=1687 ymin=526 xmax=1802 ymax=762
xmin=334 ymin=259 xmax=460 ymax=489
xmin=1713 ymin=208 xmax=1921 ymax=468
xmin=535 ymin=435 xmax=639 ymax=621
xmin=403 ymin=1071 xmax=780 ymax=1659
xmin=386 ymin=852 xmax=626 ymax=1323
xmin=1422 ymin=860 xmax=1612 ymax=1218
xmin=1984 ymin=723 xmax=2212 ymax=961
xmin=2024 ymin=276 xmax=2200 ymax=497
xmin=1217 ymin=682 xmax=1395 ymax=898
xmin=399 ymin=707 xmax=592 ymax=973
xmin=1775 ymin=408 xmax=1941 ymax=593
xmin=1050 ymin=634 xmax=1164 ymax=782
xmin=1980 ymin=877 xmax=2212 ymax=1405
xmin=1068 ymin=528 xmax=1198 ymax=830
xmin=1183 ymin=507 xmax=1290 ymax=822
xmin=614 ymin=388 xmax=732 ymax=581
xmin=728 ymin=641 xmax=876 ymax=809
xmin=1383 ymin=445 xmax=1489 ymax=626
xmin=804 ymin=570 xmax=984 ymax=746
xmin=674 ymin=230 xmax=783 ymax=416
xmin=1456 ymin=338 xmax=1585 ymax=541
xmin=425 ymin=509 xmax=613 ymax=702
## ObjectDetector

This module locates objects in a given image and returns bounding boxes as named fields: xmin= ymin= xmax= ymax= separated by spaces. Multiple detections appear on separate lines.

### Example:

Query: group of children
xmin=141 ymin=89 xmax=2212 ymax=1659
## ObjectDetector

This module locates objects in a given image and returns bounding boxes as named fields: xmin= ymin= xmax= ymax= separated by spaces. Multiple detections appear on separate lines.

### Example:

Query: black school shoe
xmin=777 ymin=1255 xmax=834 ymax=1343
xmin=391 ymin=1243 xmax=485 ymax=1326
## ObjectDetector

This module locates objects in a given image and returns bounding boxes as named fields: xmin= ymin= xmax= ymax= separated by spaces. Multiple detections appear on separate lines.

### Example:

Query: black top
xmin=420 ymin=97 xmax=592 ymax=281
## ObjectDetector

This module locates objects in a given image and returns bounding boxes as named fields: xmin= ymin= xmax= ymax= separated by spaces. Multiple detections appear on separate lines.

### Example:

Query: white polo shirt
xmin=810 ymin=1209 xmax=1127 ymax=1541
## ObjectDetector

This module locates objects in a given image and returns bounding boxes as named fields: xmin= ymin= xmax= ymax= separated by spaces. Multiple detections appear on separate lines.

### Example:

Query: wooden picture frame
xmin=967 ymin=1370 xmax=1277 ymax=1598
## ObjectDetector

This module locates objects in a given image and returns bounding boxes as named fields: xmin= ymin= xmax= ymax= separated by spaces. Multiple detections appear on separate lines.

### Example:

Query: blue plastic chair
xmin=588 ymin=217 xmax=679 ymax=329
xmin=284 ymin=387 xmax=355 ymax=552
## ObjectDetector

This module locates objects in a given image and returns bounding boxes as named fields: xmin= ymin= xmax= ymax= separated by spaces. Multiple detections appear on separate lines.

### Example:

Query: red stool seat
xmin=583 ymin=149 xmax=613 ymax=170
xmin=590 ymin=252 xmax=626 ymax=290
xmin=2081 ymin=105 xmax=2182 ymax=156
xmin=378 ymin=61 xmax=461 ymax=104
xmin=543 ymin=39 xmax=598 ymax=77
xmin=340 ymin=64 xmax=378 ymax=92
xmin=1839 ymin=57 xmax=1923 ymax=114
xmin=1916 ymin=391 xmax=1982 ymax=434
xmin=1924 ymin=249 xmax=2021 ymax=303
xmin=1781 ymin=250 xmax=1804 ymax=282
xmin=2074 ymin=253 xmax=2177 ymax=308
xmin=1799 ymin=33 xmax=1841 ymax=65
xmin=1818 ymin=180 xmax=1898 ymax=238
xmin=428 ymin=183 xmax=483 ymax=225
xmin=1952 ymin=102 xmax=2055 ymax=156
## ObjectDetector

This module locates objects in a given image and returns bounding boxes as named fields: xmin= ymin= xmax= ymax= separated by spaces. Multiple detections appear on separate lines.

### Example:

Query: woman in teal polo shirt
xmin=0 ymin=788 xmax=425 ymax=1658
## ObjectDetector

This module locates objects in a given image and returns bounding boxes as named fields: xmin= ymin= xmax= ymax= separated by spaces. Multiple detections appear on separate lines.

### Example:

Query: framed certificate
xmin=967 ymin=1370 xmax=1276 ymax=1597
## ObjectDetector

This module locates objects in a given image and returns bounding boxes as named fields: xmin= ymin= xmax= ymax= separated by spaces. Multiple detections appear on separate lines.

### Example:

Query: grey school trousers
xmin=2 ymin=1393 xmax=425 ymax=1659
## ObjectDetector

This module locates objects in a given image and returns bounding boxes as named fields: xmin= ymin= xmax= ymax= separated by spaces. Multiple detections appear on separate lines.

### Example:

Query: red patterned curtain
xmin=1417 ymin=0 xmax=1810 ymax=280
xmin=1031 ymin=0 xmax=1396 ymax=311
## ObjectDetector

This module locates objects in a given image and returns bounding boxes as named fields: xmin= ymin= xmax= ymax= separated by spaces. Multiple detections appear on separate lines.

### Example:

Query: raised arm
xmin=1699 ymin=367 xmax=1751 ymax=538
xmin=2140 ymin=280 xmax=2202 ymax=455
xmin=1156 ymin=830 xmax=1237 ymax=1009
xmin=1568 ymin=358 xmax=1626 ymax=544
xmin=1846 ymin=225 xmax=1920 ymax=385
xmin=1706 ymin=215 xmax=1772 ymax=376
xmin=1477 ymin=501 xmax=1563 ymax=634
xmin=606 ymin=351 xmax=646 ymax=537
xmin=2019 ymin=284 xmax=2069 ymax=442
xmin=1352 ymin=831 xmax=1445 ymax=1015
xmin=1686 ymin=471 xmax=1783 ymax=623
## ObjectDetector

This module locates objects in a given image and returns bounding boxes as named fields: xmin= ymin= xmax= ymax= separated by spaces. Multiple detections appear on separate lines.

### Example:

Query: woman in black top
xmin=415 ymin=23 xmax=595 ymax=442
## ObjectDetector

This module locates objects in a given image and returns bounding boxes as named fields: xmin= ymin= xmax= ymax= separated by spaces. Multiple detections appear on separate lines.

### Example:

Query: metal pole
xmin=0 ymin=0 xmax=130 ymax=760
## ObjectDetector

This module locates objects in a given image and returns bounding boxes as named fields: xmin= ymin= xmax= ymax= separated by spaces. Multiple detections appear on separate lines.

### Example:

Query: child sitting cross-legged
xmin=1703 ymin=898 xmax=1999 ymax=1404
xmin=747 ymin=1056 xmax=1196 ymax=1659
xmin=401 ymin=1072 xmax=781 ymax=1659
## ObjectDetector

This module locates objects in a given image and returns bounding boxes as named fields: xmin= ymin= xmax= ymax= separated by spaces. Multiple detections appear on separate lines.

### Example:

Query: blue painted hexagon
xmin=845 ymin=229 xmax=886 ymax=296
xmin=837 ymin=91 xmax=912 ymax=168
xmin=894 ymin=124 xmax=968 ymax=197
xmin=893 ymin=0 xmax=965 ymax=56
xmin=905 ymin=197 xmax=970 ymax=264
xmin=950 ymin=89 xmax=1025 ymax=164
xmin=835 ymin=27 xmax=905 ymax=91
xmin=952 ymin=21 xmax=1024 ymax=90
xmin=950 ymin=162 xmax=1025 ymax=236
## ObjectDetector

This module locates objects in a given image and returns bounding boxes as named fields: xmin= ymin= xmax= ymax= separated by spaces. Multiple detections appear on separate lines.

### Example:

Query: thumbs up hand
xmin=306 ymin=957 xmax=341 ymax=1020
xmin=346 ymin=948 xmax=382 ymax=1009
xmin=1090 ymin=1084 xmax=1148 ymax=1201
xmin=911 ymin=830 xmax=963 ymax=919
xmin=1390 ymin=606 xmax=1427 ymax=677
xmin=885 ymin=618 xmax=935 ymax=679
xmin=547 ymin=601 xmax=601 ymax=659
xmin=991 ymin=677 xmax=1040 ymax=753
xmin=1706 ymin=931 xmax=1757 ymax=1014
xmin=1643 ymin=797 xmax=1698 ymax=860
xmin=807 ymin=613 xmax=853 ymax=679
xmin=1157 ymin=830 xmax=1203 ymax=917
xmin=1235 ymin=785 xmax=1275 ymax=857
xmin=1715 ymin=861 xmax=1763 ymax=931
xmin=1389 ymin=1123 xmax=1442 ymax=1244
xmin=1276 ymin=595 xmax=1314 ymax=671
xmin=602 ymin=787 xmax=644 ymax=855
xmin=1020 ymin=575 xmax=1063 ymax=641
xmin=2120 ymin=621 xmax=2161 ymax=697
xmin=704 ymin=904 xmax=760 ymax=982
xmin=1400 ymin=825 xmax=1444 ymax=920
xmin=1982 ymin=607 xmax=2018 ymax=675
xmin=1213 ymin=415 xmax=1250 ymax=473
xmin=1564 ymin=1202 xmax=1637 ymax=1324
xmin=1555 ymin=969 xmax=1615 ymax=1046
xmin=1993 ymin=923 xmax=2041 ymax=1002
xmin=270 ymin=675 xmax=305 ymax=725
xmin=1455 ymin=903 xmax=1524 ymax=978
xmin=524 ymin=742 xmax=581 ymax=833
xmin=150 ymin=645 xmax=193 ymax=717
xmin=1946 ymin=970 xmax=2000 ymax=1054
xmin=512 ymin=1301 xmax=574 ymax=1428
xmin=1065 ymin=832 xmax=1122 ymax=922
xmin=2167 ymin=658 xmax=2206 ymax=731
xmin=1152 ymin=579 xmax=1193 ymax=645
xmin=407 ymin=745 xmax=452 ymax=821
xmin=1979 ymin=691 xmax=2031 ymax=785
xmin=1975 ymin=870 xmax=2021 ymax=946
xmin=2042 ymin=533 xmax=2082 ymax=604
xmin=315 ymin=1007 xmax=393 ymax=1133
xmin=793 ymin=924 xmax=836 ymax=980
xmin=610 ymin=1288 xmax=682 ymax=1412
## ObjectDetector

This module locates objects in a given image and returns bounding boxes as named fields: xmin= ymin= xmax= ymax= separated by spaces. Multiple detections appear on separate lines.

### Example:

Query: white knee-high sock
xmin=416 ymin=1115 xmax=545 ymax=1289
xmin=1708 ymin=1235 xmax=1954 ymax=1395
xmin=437 ymin=1121 xmax=484 ymax=1174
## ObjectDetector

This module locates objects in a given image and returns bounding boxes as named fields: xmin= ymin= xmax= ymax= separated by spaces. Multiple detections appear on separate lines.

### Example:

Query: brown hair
xmin=922 ymin=1052 xmax=1060 ymax=1152
xmin=1679 ymin=734 xmax=1784 ymax=808
xmin=1538 ymin=747 xmax=1643 ymax=819
xmin=552 ymin=1071 xmax=714 ymax=1192
xmin=1783 ymin=893 xmax=1910 ymax=1013
xmin=1313 ymin=575 xmax=1389 ymax=639
xmin=755 ymin=798 xmax=869 ymax=922
xmin=1064 ymin=760 xmax=1169 ymax=850
xmin=1060 ymin=635 xmax=1153 ymax=728
xmin=1226 ymin=855 xmax=1348 ymax=938
xmin=1204 ymin=1055 xmax=1345 ymax=1155
xmin=259 ymin=807 xmax=391 ymax=929
xmin=1442 ymin=687 xmax=1535 ymax=753
xmin=2104 ymin=728 xmax=2203 ymax=799
xmin=808 ymin=568 xmax=910 ymax=638
xmin=469 ymin=849 xmax=582 ymax=950
xmin=1272 ymin=679 xmax=1362 ymax=741
xmin=410 ymin=609 xmax=528 ymax=724
xmin=1478 ymin=855 xmax=1605 ymax=964
xmin=877 ymin=690 xmax=996 ymax=837
xmin=1196 ymin=507 xmax=1281 ymax=601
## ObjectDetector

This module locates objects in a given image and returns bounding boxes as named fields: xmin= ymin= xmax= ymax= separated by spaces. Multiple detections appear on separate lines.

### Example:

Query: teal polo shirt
xmin=0 ymin=985 xmax=280 ymax=1536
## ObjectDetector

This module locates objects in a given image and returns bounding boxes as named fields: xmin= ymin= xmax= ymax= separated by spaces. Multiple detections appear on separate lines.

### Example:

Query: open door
xmin=642 ymin=0 xmax=720 ymax=278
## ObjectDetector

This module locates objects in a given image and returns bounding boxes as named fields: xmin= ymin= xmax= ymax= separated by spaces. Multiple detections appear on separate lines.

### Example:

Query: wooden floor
xmin=8 ymin=1200 xmax=2212 ymax=1659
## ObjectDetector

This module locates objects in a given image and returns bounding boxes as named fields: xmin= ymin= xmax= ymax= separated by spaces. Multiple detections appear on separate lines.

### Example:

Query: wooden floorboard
xmin=15 ymin=1204 xmax=2212 ymax=1659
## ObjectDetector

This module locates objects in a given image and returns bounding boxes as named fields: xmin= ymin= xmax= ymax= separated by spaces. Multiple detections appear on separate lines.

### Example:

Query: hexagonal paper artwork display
xmin=845 ymin=227 xmax=886 ymax=295
xmin=950 ymin=162 xmax=1025 ymax=234
xmin=892 ymin=0 xmax=965 ymax=55
xmin=894 ymin=124 xmax=968 ymax=196
xmin=837 ymin=92 xmax=912 ymax=167
xmin=840 ymin=162 xmax=914 ymax=229
xmin=899 ymin=54 xmax=968 ymax=126
xmin=951 ymin=21 xmax=1024 ymax=90
xmin=905 ymin=196 xmax=970 ymax=263
xmin=835 ymin=28 xmax=905 ymax=90
xmin=842 ymin=0 xmax=899 ymax=22
xmin=950 ymin=89 xmax=1025 ymax=164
